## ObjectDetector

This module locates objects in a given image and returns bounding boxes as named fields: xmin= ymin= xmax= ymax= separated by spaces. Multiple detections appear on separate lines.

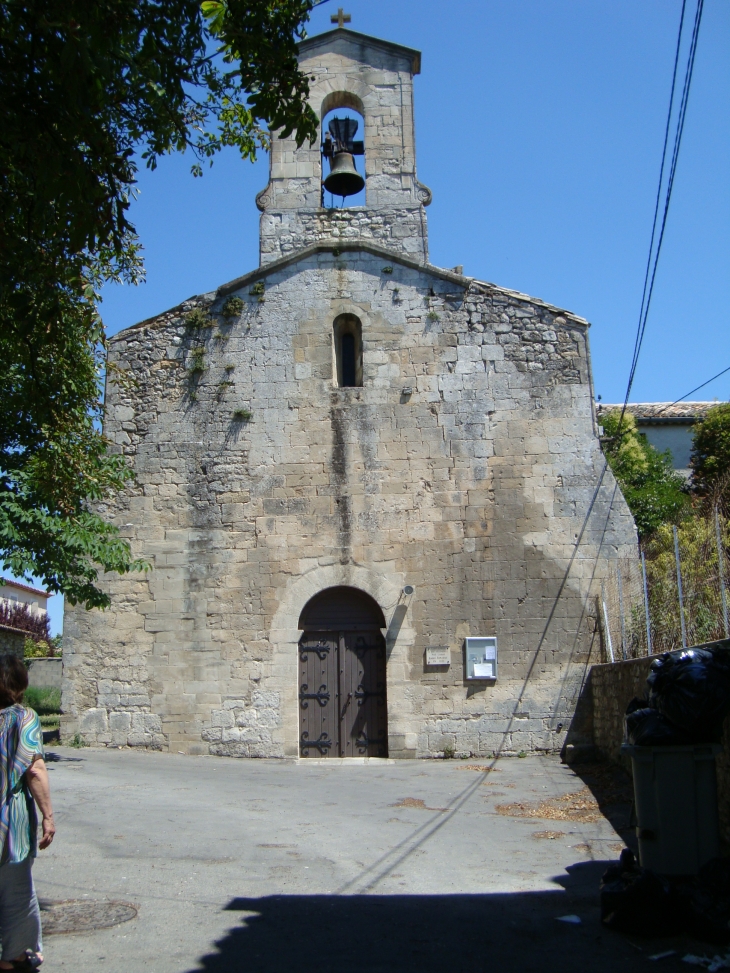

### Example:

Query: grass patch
xmin=24 ymin=686 xmax=60 ymax=715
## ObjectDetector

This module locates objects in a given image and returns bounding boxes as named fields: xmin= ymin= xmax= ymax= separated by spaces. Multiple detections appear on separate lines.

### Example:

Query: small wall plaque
xmin=426 ymin=646 xmax=450 ymax=666
xmin=464 ymin=637 xmax=498 ymax=681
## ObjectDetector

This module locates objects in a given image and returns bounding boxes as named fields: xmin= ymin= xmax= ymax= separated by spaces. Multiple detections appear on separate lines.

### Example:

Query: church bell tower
xmin=256 ymin=17 xmax=432 ymax=265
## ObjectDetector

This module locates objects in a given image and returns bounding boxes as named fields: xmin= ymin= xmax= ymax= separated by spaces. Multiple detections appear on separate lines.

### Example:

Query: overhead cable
xmin=619 ymin=0 xmax=705 ymax=426
xmin=654 ymin=365 xmax=730 ymax=415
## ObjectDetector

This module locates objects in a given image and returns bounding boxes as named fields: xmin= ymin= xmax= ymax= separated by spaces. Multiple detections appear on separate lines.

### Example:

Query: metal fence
xmin=600 ymin=507 xmax=730 ymax=661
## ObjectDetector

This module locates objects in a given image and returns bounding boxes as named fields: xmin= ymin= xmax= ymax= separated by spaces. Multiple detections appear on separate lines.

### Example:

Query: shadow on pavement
xmin=188 ymin=860 xmax=692 ymax=973
xmin=44 ymin=750 xmax=85 ymax=763
xmin=570 ymin=760 xmax=636 ymax=844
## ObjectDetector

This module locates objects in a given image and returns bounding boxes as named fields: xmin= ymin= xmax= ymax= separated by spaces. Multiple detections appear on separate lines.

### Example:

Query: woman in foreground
xmin=0 ymin=655 xmax=55 ymax=971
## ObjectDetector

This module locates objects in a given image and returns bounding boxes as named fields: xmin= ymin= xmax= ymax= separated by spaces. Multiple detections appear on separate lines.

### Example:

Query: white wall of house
xmin=0 ymin=579 xmax=49 ymax=619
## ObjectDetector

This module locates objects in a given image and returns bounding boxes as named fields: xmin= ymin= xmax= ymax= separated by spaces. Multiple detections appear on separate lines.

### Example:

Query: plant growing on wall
xmin=221 ymin=296 xmax=244 ymax=319
xmin=185 ymin=308 xmax=213 ymax=330
xmin=187 ymin=349 xmax=206 ymax=374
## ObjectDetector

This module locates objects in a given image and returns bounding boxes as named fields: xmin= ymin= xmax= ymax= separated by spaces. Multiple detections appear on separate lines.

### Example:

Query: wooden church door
xmin=298 ymin=588 xmax=387 ymax=758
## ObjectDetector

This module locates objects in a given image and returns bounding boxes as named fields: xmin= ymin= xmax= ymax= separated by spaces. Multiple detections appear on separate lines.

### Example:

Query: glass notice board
xmin=464 ymin=637 xmax=498 ymax=680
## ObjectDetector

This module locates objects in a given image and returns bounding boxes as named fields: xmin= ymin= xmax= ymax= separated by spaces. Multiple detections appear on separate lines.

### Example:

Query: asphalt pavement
xmin=32 ymin=747 xmax=704 ymax=972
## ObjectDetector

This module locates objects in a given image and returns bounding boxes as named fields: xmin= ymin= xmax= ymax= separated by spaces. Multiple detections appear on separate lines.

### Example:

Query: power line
xmin=654 ymin=365 xmax=730 ymax=415
xmin=619 ymin=0 xmax=705 ymax=425
xmin=626 ymin=0 xmax=688 ymax=413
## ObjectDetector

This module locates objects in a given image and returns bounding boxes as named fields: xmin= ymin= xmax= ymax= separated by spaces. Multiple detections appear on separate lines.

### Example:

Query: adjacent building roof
xmin=597 ymin=402 xmax=723 ymax=424
xmin=0 ymin=578 xmax=49 ymax=599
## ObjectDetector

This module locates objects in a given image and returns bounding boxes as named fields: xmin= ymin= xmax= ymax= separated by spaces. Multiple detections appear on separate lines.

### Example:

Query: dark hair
xmin=0 ymin=655 xmax=28 ymax=708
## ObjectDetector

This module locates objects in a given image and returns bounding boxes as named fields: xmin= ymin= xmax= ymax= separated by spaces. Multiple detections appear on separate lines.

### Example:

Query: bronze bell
xmin=323 ymin=151 xmax=364 ymax=198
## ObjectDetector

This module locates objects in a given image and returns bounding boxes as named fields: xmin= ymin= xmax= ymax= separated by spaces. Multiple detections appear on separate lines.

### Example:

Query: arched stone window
xmin=333 ymin=314 xmax=363 ymax=388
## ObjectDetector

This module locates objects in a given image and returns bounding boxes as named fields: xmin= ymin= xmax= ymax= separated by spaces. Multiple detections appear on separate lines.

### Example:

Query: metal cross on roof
xmin=331 ymin=8 xmax=351 ymax=28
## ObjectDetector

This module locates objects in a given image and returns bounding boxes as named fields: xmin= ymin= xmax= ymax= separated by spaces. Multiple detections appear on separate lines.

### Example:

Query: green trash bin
xmin=621 ymin=743 xmax=721 ymax=875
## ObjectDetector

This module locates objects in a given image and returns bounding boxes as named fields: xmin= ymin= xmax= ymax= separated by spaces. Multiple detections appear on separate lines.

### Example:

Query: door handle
xmin=341 ymin=692 xmax=353 ymax=718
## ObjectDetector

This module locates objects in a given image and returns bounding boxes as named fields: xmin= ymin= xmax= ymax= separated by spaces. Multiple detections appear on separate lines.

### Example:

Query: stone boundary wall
xmin=0 ymin=626 xmax=24 ymax=658
xmin=590 ymin=656 xmax=730 ymax=848
xmin=27 ymin=657 xmax=62 ymax=690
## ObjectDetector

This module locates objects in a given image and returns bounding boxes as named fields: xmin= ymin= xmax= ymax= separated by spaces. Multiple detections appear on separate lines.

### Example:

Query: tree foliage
xmin=690 ymin=404 xmax=730 ymax=503
xmin=600 ymin=409 xmax=689 ymax=538
xmin=0 ymin=0 xmax=318 ymax=608
xmin=0 ymin=602 xmax=51 ymax=644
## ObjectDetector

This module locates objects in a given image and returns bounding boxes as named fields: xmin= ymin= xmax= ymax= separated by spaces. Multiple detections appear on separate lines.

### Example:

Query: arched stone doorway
xmin=298 ymin=586 xmax=387 ymax=758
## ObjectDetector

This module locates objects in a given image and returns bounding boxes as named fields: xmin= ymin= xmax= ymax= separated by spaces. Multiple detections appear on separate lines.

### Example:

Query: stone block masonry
xmin=61 ymin=243 xmax=636 ymax=758
xmin=0 ymin=626 xmax=24 ymax=658
xmin=61 ymin=24 xmax=638 ymax=759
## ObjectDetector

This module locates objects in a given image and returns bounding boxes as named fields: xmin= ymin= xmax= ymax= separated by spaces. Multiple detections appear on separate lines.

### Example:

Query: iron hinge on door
xmin=300 ymin=732 xmax=333 ymax=755
xmin=298 ymin=684 xmax=330 ymax=708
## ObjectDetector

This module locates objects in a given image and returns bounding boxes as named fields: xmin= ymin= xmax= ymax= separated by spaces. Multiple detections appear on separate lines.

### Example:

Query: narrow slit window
xmin=333 ymin=314 xmax=363 ymax=388
xmin=341 ymin=333 xmax=356 ymax=387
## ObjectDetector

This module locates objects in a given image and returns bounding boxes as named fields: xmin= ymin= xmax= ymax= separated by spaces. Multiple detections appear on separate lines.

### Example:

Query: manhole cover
xmin=39 ymin=899 xmax=137 ymax=934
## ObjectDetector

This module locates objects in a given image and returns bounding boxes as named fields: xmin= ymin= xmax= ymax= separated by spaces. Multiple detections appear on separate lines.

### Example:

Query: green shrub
xmin=185 ymin=307 xmax=212 ymax=330
xmin=24 ymin=637 xmax=50 ymax=658
xmin=600 ymin=409 xmax=688 ymax=537
xmin=187 ymin=348 xmax=206 ymax=374
xmin=691 ymin=403 xmax=730 ymax=501
xmin=232 ymin=408 xmax=252 ymax=422
xmin=221 ymin=296 xmax=244 ymax=318
xmin=24 ymin=686 xmax=61 ymax=715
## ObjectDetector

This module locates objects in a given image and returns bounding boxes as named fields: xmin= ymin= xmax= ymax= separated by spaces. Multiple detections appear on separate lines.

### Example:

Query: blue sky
xmin=46 ymin=0 xmax=730 ymax=635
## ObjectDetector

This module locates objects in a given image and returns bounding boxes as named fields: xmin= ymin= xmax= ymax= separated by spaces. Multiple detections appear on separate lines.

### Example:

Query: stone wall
xmin=27 ymin=657 xmax=62 ymax=690
xmin=62 ymin=243 xmax=637 ymax=757
xmin=0 ymin=626 xmax=24 ymax=658
xmin=589 ymin=655 xmax=730 ymax=847
xmin=260 ymin=208 xmax=428 ymax=265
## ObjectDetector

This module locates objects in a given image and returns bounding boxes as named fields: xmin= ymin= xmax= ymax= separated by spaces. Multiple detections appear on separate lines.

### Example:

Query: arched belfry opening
xmin=298 ymin=587 xmax=387 ymax=758
xmin=333 ymin=313 xmax=363 ymax=387
xmin=321 ymin=93 xmax=366 ymax=208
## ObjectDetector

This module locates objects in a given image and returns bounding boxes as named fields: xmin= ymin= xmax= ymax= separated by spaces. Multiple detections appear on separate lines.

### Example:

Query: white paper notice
xmin=473 ymin=662 xmax=494 ymax=678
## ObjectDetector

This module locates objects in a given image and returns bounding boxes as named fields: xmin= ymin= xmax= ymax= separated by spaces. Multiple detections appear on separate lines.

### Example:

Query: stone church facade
xmin=62 ymin=25 xmax=637 ymax=758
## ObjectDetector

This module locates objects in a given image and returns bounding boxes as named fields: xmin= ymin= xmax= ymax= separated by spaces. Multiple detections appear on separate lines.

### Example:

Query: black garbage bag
xmin=677 ymin=884 xmax=730 ymax=944
xmin=625 ymin=706 xmax=691 ymax=746
xmin=647 ymin=645 xmax=730 ymax=743
xmin=673 ymin=859 xmax=730 ymax=944
xmin=600 ymin=849 xmax=677 ymax=936
xmin=699 ymin=857 xmax=730 ymax=899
